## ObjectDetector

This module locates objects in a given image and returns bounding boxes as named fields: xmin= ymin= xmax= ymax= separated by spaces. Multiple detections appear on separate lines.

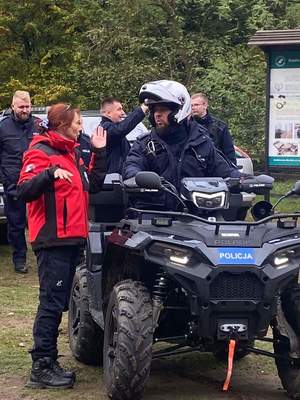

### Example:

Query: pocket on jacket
xmin=190 ymin=148 xmax=207 ymax=169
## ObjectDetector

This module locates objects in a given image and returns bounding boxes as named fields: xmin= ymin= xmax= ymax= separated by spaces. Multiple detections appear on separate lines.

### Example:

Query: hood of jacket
xmin=29 ymin=130 xmax=79 ymax=153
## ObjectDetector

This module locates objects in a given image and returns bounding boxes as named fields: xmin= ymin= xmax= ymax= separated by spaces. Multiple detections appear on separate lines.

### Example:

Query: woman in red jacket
xmin=18 ymin=103 xmax=106 ymax=389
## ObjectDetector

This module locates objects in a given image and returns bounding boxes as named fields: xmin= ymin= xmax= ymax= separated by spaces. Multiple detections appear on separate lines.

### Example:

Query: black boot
xmin=14 ymin=262 xmax=28 ymax=274
xmin=53 ymin=360 xmax=76 ymax=381
xmin=26 ymin=357 xmax=74 ymax=389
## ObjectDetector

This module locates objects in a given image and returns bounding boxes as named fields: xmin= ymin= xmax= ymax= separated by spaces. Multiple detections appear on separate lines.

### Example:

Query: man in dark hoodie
xmin=0 ymin=90 xmax=41 ymax=273
xmin=100 ymin=97 xmax=148 ymax=173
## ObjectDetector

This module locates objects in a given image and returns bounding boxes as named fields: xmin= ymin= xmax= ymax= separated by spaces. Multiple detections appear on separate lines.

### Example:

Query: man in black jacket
xmin=100 ymin=97 xmax=148 ymax=173
xmin=124 ymin=80 xmax=240 ymax=211
xmin=191 ymin=92 xmax=237 ymax=165
xmin=0 ymin=90 xmax=41 ymax=273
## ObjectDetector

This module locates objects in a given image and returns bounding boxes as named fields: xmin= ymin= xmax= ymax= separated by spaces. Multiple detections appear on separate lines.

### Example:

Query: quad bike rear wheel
xmin=68 ymin=265 xmax=104 ymax=365
xmin=103 ymin=279 xmax=153 ymax=400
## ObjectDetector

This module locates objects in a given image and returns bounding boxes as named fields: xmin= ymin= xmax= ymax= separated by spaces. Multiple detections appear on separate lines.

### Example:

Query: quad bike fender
xmin=277 ymin=300 xmax=300 ymax=358
xmin=86 ymin=225 xmax=105 ymax=272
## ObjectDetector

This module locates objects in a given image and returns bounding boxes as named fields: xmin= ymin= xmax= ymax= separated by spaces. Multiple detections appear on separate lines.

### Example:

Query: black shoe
xmin=14 ymin=263 xmax=28 ymax=274
xmin=53 ymin=360 xmax=76 ymax=381
xmin=26 ymin=357 xmax=74 ymax=389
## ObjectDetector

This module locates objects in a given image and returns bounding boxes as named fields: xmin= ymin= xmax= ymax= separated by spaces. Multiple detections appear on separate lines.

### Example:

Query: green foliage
xmin=0 ymin=0 xmax=93 ymax=106
xmin=0 ymin=0 xmax=297 ymax=157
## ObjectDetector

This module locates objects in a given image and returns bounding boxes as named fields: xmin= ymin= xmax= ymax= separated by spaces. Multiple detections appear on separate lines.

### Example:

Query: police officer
xmin=100 ymin=97 xmax=148 ymax=173
xmin=123 ymin=80 xmax=240 ymax=211
xmin=0 ymin=90 xmax=41 ymax=273
xmin=191 ymin=92 xmax=237 ymax=165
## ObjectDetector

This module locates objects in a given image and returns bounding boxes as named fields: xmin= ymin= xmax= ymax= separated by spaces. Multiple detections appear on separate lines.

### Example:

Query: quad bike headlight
xmin=271 ymin=246 xmax=300 ymax=269
xmin=148 ymin=242 xmax=195 ymax=267
xmin=273 ymin=254 xmax=290 ymax=268
xmin=192 ymin=191 xmax=227 ymax=210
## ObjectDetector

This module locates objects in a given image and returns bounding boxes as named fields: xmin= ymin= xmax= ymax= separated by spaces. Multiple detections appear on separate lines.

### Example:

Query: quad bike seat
xmin=89 ymin=173 xmax=128 ymax=223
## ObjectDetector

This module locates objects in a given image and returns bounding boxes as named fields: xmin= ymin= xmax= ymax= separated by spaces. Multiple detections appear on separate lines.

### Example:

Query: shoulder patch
xmin=25 ymin=163 xmax=36 ymax=173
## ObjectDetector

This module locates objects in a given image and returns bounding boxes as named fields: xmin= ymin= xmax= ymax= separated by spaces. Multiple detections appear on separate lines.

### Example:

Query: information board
xmin=268 ymin=50 xmax=300 ymax=167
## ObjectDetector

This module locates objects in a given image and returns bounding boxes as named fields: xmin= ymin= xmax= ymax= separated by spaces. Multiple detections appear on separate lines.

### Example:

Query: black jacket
xmin=77 ymin=131 xmax=91 ymax=167
xmin=123 ymin=119 xmax=240 ymax=210
xmin=193 ymin=112 xmax=236 ymax=164
xmin=100 ymin=106 xmax=145 ymax=173
xmin=0 ymin=113 xmax=41 ymax=193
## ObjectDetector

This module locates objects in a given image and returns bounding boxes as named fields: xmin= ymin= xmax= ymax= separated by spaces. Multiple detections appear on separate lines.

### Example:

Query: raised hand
xmin=91 ymin=126 xmax=107 ymax=149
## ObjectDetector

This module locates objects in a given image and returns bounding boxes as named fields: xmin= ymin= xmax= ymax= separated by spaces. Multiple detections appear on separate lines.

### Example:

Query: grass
xmin=0 ymin=180 xmax=298 ymax=399
xmin=269 ymin=179 xmax=300 ymax=213
xmin=253 ymin=178 xmax=300 ymax=214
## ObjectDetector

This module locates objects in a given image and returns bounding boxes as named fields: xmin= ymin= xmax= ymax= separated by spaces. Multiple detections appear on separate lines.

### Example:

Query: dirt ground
xmin=0 ymin=244 xmax=289 ymax=400
xmin=0 ymin=355 xmax=286 ymax=400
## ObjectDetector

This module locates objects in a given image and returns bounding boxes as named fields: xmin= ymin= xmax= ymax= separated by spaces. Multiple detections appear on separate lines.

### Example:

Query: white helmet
xmin=139 ymin=80 xmax=191 ymax=124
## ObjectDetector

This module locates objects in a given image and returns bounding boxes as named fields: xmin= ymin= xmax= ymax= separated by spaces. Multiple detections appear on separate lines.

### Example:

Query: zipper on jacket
xmin=63 ymin=198 xmax=67 ymax=234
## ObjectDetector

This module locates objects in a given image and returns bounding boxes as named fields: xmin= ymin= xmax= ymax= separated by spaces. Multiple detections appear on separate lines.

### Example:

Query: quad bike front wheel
xmin=274 ymin=332 xmax=300 ymax=399
xmin=68 ymin=265 xmax=104 ymax=365
xmin=103 ymin=279 xmax=153 ymax=400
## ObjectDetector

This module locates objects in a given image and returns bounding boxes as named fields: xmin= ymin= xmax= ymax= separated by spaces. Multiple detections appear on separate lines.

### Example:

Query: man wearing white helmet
xmin=123 ymin=80 xmax=240 ymax=211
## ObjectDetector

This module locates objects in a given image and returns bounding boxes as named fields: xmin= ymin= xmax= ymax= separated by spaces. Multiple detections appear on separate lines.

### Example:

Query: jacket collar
xmin=11 ymin=112 xmax=34 ymax=128
xmin=101 ymin=115 xmax=113 ymax=123
xmin=193 ymin=112 xmax=212 ymax=125
xmin=150 ymin=119 xmax=208 ymax=147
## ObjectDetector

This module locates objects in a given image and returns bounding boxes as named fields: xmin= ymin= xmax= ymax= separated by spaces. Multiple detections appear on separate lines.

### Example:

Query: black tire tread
xmin=68 ymin=266 xmax=104 ymax=365
xmin=104 ymin=279 xmax=153 ymax=400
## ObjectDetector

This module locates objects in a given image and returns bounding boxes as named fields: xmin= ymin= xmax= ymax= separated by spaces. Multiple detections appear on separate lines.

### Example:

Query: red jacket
xmin=18 ymin=130 xmax=106 ymax=250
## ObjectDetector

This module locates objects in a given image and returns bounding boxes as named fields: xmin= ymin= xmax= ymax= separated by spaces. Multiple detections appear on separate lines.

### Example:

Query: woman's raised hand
xmin=91 ymin=126 xmax=107 ymax=149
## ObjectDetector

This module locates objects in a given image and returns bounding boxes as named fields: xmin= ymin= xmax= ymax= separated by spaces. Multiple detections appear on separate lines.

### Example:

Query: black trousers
xmin=3 ymin=193 xmax=27 ymax=265
xmin=31 ymin=246 xmax=80 ymax=361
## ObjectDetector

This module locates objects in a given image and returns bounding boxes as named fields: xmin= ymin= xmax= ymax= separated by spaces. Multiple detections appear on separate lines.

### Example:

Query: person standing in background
xmin=191 ymin=92 xmax=237 ymax=165
xmin=100 ymin=97 xmax=148 ymax=173
xmin=0 ymin=90 xmax=42 ymax=273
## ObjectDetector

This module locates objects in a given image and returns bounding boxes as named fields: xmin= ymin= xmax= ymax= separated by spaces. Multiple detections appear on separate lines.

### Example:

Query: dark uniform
xmin=123 ymin=119 xmax=240 ymax=210
xmin=77 ymin=131 xmax=91 ymax=167
xmin=0 ymin=113 xmax=41 ymax=268
xmin=194 ymin=112 xmax=237 ymax=165
xmin=100 ymin=106 xmax=146 ymax=173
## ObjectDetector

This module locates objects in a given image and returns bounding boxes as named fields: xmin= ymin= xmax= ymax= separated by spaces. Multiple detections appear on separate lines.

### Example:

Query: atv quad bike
xmin=68 ymin=172 xmax=300 ymax=400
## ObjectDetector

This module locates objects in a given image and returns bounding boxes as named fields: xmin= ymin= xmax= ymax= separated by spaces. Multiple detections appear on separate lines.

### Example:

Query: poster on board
xmin=268 ymin=50 xmax=300 ymax=167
